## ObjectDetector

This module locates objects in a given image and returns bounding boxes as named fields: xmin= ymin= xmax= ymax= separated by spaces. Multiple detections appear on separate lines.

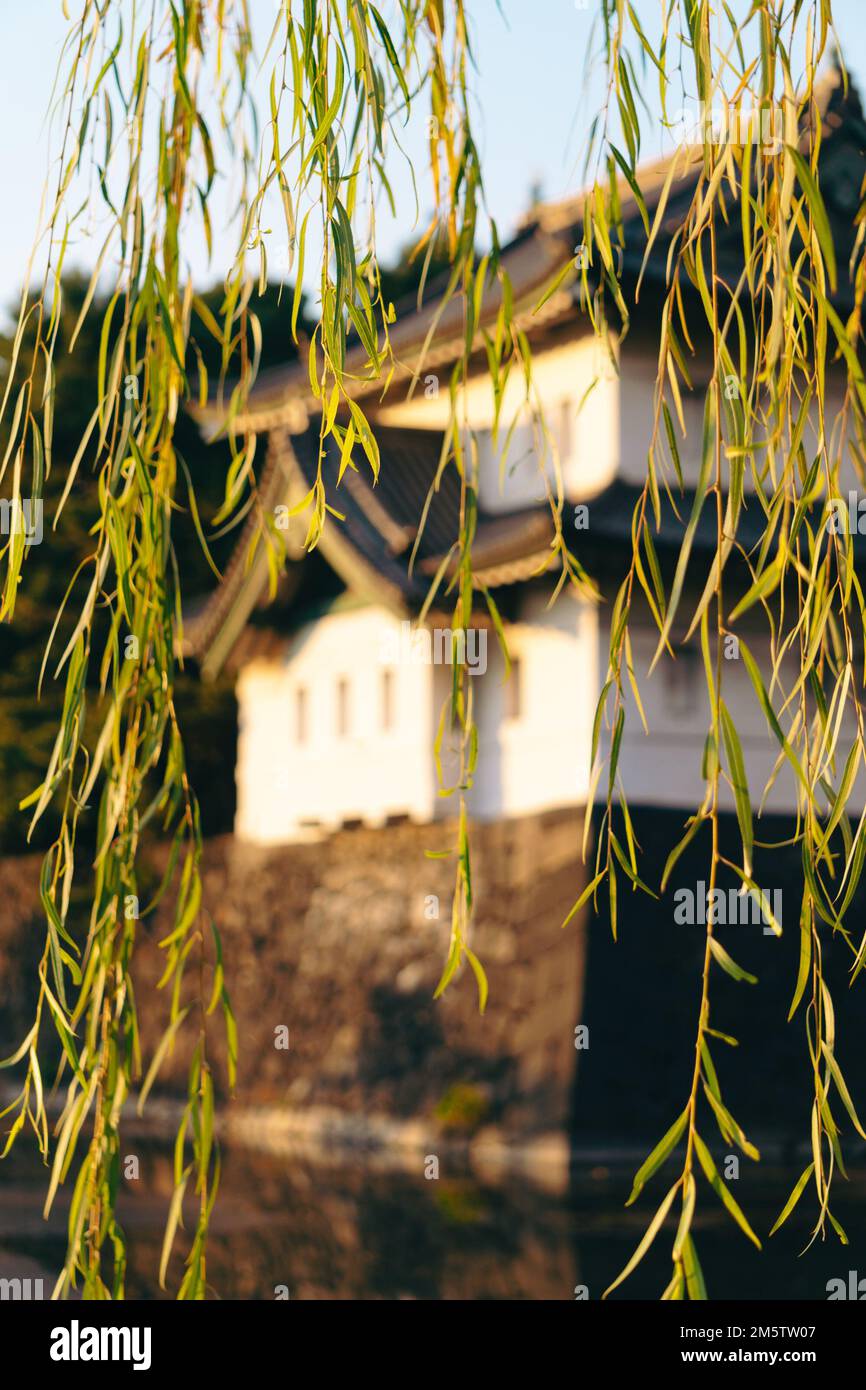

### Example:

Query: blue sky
xmin=1 ymin=0 xmax=864 ymax=321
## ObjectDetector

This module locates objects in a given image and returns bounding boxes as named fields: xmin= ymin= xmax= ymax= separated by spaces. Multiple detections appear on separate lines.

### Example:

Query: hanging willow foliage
xmin=573 ymin=0 xmax=866 ymax=1299
xmin=1 ymin=0 xmax=860 ymax=1303
xmin=0 ymin=0 xmax=587 ymax=1299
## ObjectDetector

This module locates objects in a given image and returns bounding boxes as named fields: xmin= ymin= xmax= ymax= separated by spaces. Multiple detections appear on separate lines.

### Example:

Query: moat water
xmin=0 ymin=1141 xmax=864 ymax=1300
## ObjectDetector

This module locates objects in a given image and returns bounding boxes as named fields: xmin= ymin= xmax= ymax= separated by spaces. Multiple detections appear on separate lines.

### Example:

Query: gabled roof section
xmin=199 ymin=223 xmax=580 ymax=436
xmin=186 ymin=423 xmax=556 ymax=676
xmin=188 ymin=66 xmax=866 ymax=677
xmin=195 ymin=65 xmax=864 ymax=442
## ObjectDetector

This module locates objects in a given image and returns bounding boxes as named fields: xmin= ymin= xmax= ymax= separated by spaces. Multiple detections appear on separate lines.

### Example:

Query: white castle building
xmin=188 ymin=72 xmax=866 ymax=846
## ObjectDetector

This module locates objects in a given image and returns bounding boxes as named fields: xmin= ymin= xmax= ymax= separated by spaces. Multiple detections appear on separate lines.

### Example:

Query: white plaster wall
xmin=447 ymin=591 xmax=599 ymax=821
xmin=598 ymin=622 xmax=864 ymax=816
xmin=374 ymin=333 xmax=620 ymax=510
xmin=618 ymin=347 xmax=855 ymax=495
xmin=619 ymin=354 xmax=702 ymax=489
xmin=379 ymin=334 xmax=858 ymax=514
xmin=236 ymin=594 xmax=600 ymax=843
xmin=235 ymin=606 xmax=438 ymax=843
xmin=236 ymin=598 xmax=862 ymax=843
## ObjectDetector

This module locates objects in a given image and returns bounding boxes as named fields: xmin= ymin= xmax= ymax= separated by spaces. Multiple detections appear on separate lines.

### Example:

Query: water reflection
xmin=0 ymin=1143 xmax=864 ymax=1300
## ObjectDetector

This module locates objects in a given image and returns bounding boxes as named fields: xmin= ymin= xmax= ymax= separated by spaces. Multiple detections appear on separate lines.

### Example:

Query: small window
xmin=295 ymin=687 xmax=308 ymax=744
xmin=336 ymin=677 xmax=350 ymax=737
xmin=505 ymin=658 xmax=522 ymax=721
xmin=382 ymin=669 xmax=395 ymax=731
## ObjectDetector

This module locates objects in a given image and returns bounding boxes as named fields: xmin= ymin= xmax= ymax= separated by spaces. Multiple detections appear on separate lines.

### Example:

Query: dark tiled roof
xmin=583 ymin=480 xmax=771 ymax=553
xmin=288 ymin=423 xmax=555 ymax=602
xmin=184 ymin=422 xmax=558 ymax=674
xmin=297 ymin=423 xmax=457 ymax=580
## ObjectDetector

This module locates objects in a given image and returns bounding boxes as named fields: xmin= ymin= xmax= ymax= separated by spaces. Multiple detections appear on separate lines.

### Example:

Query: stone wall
xmin=131 ymin=808 xmax=588 ymax=1137
xmin=5 ymin=805 xmax=866 ymax=1161
xmin=0 ymin=809 xmax=588 ymax=1145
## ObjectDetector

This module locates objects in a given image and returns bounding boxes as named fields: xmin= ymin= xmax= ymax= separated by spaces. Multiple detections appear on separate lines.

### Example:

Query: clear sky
xmin=1 ymin=0 xmax=865 ymax=324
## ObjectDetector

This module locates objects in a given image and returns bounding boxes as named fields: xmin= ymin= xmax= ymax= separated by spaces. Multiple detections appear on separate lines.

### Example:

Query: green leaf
xmin=369 ymin=5 xmax=410 ymax=104
xmin=694 ymin=1133 xmax=762 ymax=1248
xmin=728 ymin=550 xmax=785 ymax=623
xmin=561 ymin=870 xmax=607 ymax=930
xmin=602 ymin=1181 xmax=679 ymax=1298
xmin=702 ymin=1083 xmax=760 ymax=1160
xmin=739 ymin=639 xmax=808 ymax=795
xmin=720 ymin=699 xmax=753 ymax=877
xmin=786 ymin=145 xmax=837 ymax=292
xmin=682 ymin=1233 xmax=707 ymax=1300
xmin=464 ymin=945 xmax=489 ymax=1015
xmin=649 ymin=387 xmax=715 ymax=671
xmin=626 ymin=1107 xmax=689 ymax=1206
xmin=138 ymin=1007 xmax=191 ymax=1115
xmin=661 ymin=815 xmax=705 ymax=893
xmin=821 ymin=1041 xmax=866 ymax=1141
xmin=610 ymin=831 xmax=658 ymax=897
xmin=709 ymin=936 xmax=757 ymax=984
xmin=672 ymin=1173 xmax=696 ymax=1260
xmin=159 ymin=1165 xmax=191 ymax=1290
xmin=769 ymin=1164 xmax=814 ymax=1237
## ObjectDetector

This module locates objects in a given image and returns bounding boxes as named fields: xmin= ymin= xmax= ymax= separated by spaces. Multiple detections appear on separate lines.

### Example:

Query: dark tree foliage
xmin=0 ymin=275 xmax=310 ymax=851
